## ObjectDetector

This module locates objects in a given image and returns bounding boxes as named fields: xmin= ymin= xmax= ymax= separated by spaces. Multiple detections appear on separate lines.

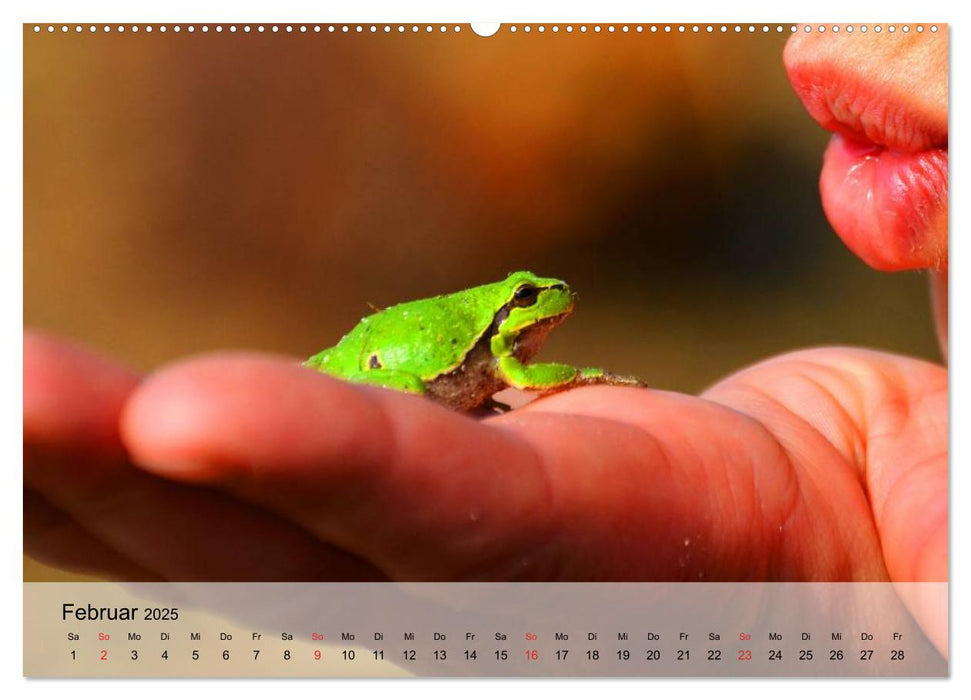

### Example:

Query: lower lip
xmin=820 ymin=133 xmax=948 ymax=271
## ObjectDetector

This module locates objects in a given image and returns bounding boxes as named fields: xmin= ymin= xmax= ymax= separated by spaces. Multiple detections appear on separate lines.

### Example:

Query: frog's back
xmin=308 ymin=286 xmax=500 ymax=381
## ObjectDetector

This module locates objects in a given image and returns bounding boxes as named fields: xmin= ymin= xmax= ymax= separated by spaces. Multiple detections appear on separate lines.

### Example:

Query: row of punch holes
xmin=31 ymin=24 xmax=940 ymax=35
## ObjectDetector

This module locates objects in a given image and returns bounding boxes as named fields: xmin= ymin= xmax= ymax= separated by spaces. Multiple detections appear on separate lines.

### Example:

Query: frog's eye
xmin=512 ymin=284 xmax=539 ymax=307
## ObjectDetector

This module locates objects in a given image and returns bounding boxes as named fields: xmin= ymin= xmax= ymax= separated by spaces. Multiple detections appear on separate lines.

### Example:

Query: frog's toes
xmin=483 ymin=396 xmax=513 ymax=413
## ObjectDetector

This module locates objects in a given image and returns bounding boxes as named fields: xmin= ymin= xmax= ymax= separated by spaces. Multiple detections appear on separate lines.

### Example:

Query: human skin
xmin=784 ymin=28 xmax=948 ymax=354
xmin=24 ymin=30 xmax=947 ymax=651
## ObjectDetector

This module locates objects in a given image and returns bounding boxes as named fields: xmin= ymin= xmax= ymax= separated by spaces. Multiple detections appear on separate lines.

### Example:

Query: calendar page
xmin=23 ymin=20 xmax=949 ymax=679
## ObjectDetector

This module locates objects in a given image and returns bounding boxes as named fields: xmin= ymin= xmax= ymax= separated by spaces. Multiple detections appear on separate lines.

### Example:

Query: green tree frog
xmin=305 ymin=271 xmax=646 ymax=412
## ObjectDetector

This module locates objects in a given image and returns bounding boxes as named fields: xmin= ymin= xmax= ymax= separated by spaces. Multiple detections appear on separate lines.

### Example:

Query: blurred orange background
xmin=24 ymin=25 xmax=940 ymax=581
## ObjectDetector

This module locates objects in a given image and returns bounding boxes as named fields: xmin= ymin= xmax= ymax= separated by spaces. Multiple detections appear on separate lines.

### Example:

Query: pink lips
xmin=820 ymin=133 xmax=947 ymax=270
xmin=785 ymin=38 xmax=948 ymax=271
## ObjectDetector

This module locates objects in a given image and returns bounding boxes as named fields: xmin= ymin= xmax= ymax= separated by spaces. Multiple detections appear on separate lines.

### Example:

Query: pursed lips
xmin=785 ymin=42 xmax=948 ymax=271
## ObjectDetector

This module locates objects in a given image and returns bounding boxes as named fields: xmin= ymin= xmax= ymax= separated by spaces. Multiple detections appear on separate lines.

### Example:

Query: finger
xmin=123 ymin=355 xmax=813 ymax=581
xmin=25 ymin=488 xmax=162 ymax=581
xmin=24 ymin=330 xmax=139 ymax=456
xmin=27 ymin=442 xmax=388 ymax=581
xmin=515 ymin=385 xmax=874 ymax=580
xmin=25 ymin=332 xmax=385 ymax=581
xmin=122 ymin=355 xmax=552 ymax=579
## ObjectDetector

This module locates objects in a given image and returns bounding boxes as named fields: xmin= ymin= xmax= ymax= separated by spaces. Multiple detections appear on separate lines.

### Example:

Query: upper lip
xmin=784 ymin=52 xmax=947 ymax=154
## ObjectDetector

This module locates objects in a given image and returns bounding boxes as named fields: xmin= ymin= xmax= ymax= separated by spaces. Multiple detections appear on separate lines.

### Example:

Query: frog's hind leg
xmin=346 ymin=369 xmax=427 ymax=395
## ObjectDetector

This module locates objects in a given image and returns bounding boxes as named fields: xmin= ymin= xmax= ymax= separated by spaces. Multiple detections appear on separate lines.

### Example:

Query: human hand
xmin=26 ymin=330 xmax=945 ymax=588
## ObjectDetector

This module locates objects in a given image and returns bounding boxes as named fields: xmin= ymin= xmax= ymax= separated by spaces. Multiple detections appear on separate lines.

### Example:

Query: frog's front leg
xmin=497 ymin=356 xmax=645 ymax=394
xmin=346 ymin=369 xmax=427 ymax=394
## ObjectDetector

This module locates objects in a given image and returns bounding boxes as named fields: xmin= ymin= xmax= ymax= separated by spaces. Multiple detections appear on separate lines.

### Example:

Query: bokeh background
xmin=24 ymin=24 xmax=940 ymax=581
